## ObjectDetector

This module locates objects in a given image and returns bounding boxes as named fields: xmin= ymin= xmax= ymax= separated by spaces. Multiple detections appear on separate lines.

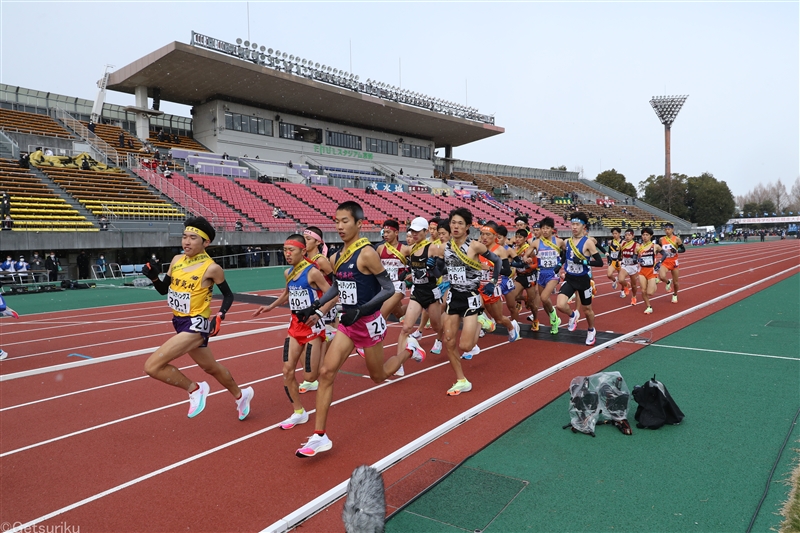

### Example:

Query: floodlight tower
xmin=649 ymin=95 xmax=688 ymax=213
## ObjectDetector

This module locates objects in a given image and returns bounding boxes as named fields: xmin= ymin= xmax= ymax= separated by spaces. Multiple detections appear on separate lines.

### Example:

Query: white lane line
xmin=0 ymin=324 xmax=289 ymax=382
xmin=262 ymin=263 xmax=800 ymax=533
xmin=650 ymin=344 xmax=800 ymax=361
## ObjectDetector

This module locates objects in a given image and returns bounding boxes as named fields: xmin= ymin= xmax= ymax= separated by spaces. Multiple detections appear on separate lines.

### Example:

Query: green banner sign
xmin=313 ymin=145 xmax=374 ymax=160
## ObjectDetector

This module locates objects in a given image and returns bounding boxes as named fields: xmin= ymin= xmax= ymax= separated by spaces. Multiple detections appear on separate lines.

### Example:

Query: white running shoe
xmin=298 ymin=380 xmax=318 ymax=393
xmin=236 ymin=386 xmax=254 ymax=421
xmin=187 ymin=381 xmax=210 ymax=419
xmin=0 ymin=309 xmax=19 ymax=318
xmin=356 ymin=347 xmax=365 ymax=358
xmin=479 ymin=329 xmax=485 ymax=338
xmin=395 ymin=364 xmax=405 ymax=377
xmin=431 ymin=339 xmax=443 ymax=354
xmin=672 ymin=295 xmax=678 ymax=304
xmin=296 ymin=433 xmax=332 ymax=457
xmin=410 ymin=329 xmax=422 ymax=340
xmin=619 ymin=290 xmax=626 ymax=299
xmin=508 ymin=320 xmax=520 ymax=342
xmin=280 ymin=410 xmax=309 ymax=430
xmin=567 ymin=310 xmax=580 ymax=332
xmin=644 ymin=307 xmax=653 ymax=315
xmin=461 ymin=345 xmax=481 ymax=360
xmin=406 ymin=336 xmax=426 ymax=363
xmin=0 ymin=349 xmax=7 ymax=360
xmin=585 ymin=328 xmax=596 ymax=346
xmin=612 ymin=280 xmax=617 ymax=290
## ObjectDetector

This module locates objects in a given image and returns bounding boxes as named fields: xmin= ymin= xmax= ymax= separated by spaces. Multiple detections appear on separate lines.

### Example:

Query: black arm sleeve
xmin=315 ymin=278 xmax=340 ymax=307
xmin=481 ymin=249 xmax=502 ymax=282
xmin=596 ymin=243 xmax=607 ymax=254
xmin=429 ymin=257 xmax=446 ymax=279
xmin=677 ymin=244 xmax=686 ymax=253
xmin=588 ymin=252 xmax=604 ymax=267
xmin=500 ymin=258 xmax=512 ymax=277
xmin=217 ymin=280 xmax=234 ymax=318
xmin=152 ymin=274 xmax=171 ymax=295
xmin=358 ymin=270 xmax=394 ymax=316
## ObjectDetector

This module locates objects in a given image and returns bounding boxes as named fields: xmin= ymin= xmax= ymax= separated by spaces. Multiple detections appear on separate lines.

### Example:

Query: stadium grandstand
xmin=0 ymin=32 xmax=693 ymax=282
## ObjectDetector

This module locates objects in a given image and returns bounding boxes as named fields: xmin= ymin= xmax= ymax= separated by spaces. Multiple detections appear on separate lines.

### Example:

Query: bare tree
xmin=770 ymin=179 xmax=788 ymax=213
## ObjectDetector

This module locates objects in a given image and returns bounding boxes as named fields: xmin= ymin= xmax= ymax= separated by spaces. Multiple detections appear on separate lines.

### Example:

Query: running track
xmin=1 ymin=240 xmax=798 ymax=532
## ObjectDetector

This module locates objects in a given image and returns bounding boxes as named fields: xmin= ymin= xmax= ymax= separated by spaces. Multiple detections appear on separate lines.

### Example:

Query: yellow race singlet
xmin=168 ymin=253 xmax=215 ymax=318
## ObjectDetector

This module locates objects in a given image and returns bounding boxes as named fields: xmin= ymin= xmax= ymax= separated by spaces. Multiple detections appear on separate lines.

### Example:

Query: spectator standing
xmin=0 ymin=191 xmax=10 ymax=218
xmin=81 ymin=158 xmax=91 ymax=170
xmin=260 ymin=246 xmax=269 ymax=266
xmin=173 ymin=134 xmax=180 ymax=144
xmin=30 ymin=252 xmax=44 ymax=281
xmin=13 ymin=255 xmax=29 ymax=283
xmin=99 ymin=215 xmax=109 ymax=231
xmin=127 ymin=139 xmax=134 ymax=149
xmin=119 ymin=132 xmax=125 ymax=148
xmin=235 ymin=220 xmax=243 ymax=232
xmin=1 ymin=215 xmax=12 ymax=231
xmin=44 ymin=148 xmax=54 ymax=156
xmin=96 ymin=254 xmax=108 ymax=276
xmin=77 ymin=251 xmax=90 ymax=279
xmin=45 ymin=252 xmax=61 ymax=282
xmin=88 ymin=121 xmax=96 ymax=134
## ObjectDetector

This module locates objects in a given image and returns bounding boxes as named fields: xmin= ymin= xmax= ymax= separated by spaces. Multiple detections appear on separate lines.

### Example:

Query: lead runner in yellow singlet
xmin=142 ymin=217 xmax=254 ymax=420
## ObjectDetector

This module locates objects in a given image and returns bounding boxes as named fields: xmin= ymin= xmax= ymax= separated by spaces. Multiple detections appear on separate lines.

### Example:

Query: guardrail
xmin=53 ymin=107 xmax=119 ymax=166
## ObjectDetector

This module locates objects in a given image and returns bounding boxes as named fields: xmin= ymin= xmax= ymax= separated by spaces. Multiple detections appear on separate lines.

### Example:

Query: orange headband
xmin=480 ymin=226 xmax=497 ymax=235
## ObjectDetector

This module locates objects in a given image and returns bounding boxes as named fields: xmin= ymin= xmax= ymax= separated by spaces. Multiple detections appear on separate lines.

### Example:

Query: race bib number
xmin=491 ymin=283 xmax=502 ymax=297
xmin=504 ymin=277 xmax=515 ymax=292
xmin=583 ymin=288 xmax=593 ymax=300
xmin=167 ymin=288 xmax=191 ymax=314
xmin=289 ymin=288 xmax=311 ymax=311
xmin=527 ymin=272 xmax=537 ymax=284
xmin=338 ymin=281 xmax=358 ymax=306
xmin=609 ymin=251 xmax=620 ymax=260
xmin=540 ymin=256 xmax=558 ymax=269
xmin=393 ymin=281 xmax=406 ymax=294
xmin=622 ymin=257 xmax=636 ymax=266
xmin=432 ymin=286 xmax=443 ymax=300
xmin=311 ymin=318 xmax=325 ymax=335
xmin=566 ymin=262 xmax=583 ymax=274
xmin=640 ymin=256 xmax=654 ymax=267
xmin=467 ymin=294 xmax=482 ymax=310
xmin=480 ymin=269 xmax=492 ymax=282
xmin=366 ymin=314 xmax=387 ymax=339
xmin=449 ymin=266 xmax=467 ymax=284
xmin=384 ymin=264 xmax=399 ymax=281
xmin=189 ymin=316 xmax=210 ymax=334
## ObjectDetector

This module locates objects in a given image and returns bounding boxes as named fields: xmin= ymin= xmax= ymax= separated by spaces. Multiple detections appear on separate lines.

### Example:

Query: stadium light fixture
xmin=649 ymin=94 xmax=688 ymax=213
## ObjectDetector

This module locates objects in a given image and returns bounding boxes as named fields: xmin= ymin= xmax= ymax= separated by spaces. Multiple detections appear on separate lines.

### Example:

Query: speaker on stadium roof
xmin=275 ymin=115 xmax=281 ymax=122
xmin=398 ymin=138 xmax=404 ymax=144
xmin=152 ymin=88 xmax=161 ymax=111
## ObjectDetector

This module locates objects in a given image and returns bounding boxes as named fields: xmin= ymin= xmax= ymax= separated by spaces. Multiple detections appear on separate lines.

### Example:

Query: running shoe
xmin=619 ymin=290 xmax=626 ymax=299
xmin=296 ymin=433 xmax=332 ymax=457
xmin=550 ymin=316 xmax=561 ymax=335
xmin=479 ymin=329 xmax=485 ymax=338
xmin=665 ymin=280 xmax=672 ymax=292
xmin=508 ymin=320 xmax=521 ymax=342
xmin=395 ymin=364 xmax=405 ymax=377
xmin=406 ymin=336 xmax=426 ymax=363
xmin=585 ymin=328 xmax=596 ymax=346
xmin=356 ymin=347 xmax=365 ymax=358
xmin=530 ymin=319 xmax=540 ymax=332
xmin=431 ymin=339 xmax=443 ymax=354
xmin=671 ymin=295 xmax=678 ymax=304
xmin=0 ymin=309 xmax=19 ymax=318
xmin=477 ymin=313 xmax=495 ymax=332
xmin=567 ymin=310 xmax=580 ymax=332
xmin=461 ymin=345 xmax=481 ymax=360
xmin=624 ymin=287 xmax=631 ymax=296
xmin=644 ymin=306 xmax=653 ymax=314
xmin=187 ymin=381 xmax=210 ymax=419
xmin=0 ymin=349 xmax=7 ymax=360
xmin=630 ymin=297 xmax=637 ymax=306
xmin=424 ymin=319 xmax=432 ymax=329
xmin=568 ymin=293 xmax=576 ymax=304
xmin=236 ymin=386 xmax=254 ymax=421
xmin=298 ymin=380 xmax=318 ymax=394
xmin=590 ymin=280 xmax=597 ymax=296
xmin=410 ymin=329 xmax=422 ymax=340
xmin=280 ymin=410 xmax=309 ymax=430
xmin=612 ymin=279 xmax=617 ymax=290
xmin=446 ymin=379 xmax=473 ymax=396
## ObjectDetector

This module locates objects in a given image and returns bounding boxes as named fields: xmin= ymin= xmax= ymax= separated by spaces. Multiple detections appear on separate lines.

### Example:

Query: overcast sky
xmin=1 ymin=1 xmax=797 ymax=197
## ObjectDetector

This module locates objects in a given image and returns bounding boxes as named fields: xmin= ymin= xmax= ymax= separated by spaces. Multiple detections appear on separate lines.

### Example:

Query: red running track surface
xmin=1 ymin=240 xmax=798 ymax=532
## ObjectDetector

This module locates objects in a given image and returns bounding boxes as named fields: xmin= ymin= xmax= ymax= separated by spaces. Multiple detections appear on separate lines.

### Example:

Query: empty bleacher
xmin=0 ymin=108 xmax=73 ymax=139
xmin=236 ymin=179 xmax=333 ymax=231
xmin=0 ymin=158 xmax=96 ymax=231
xmin=148 ymin=130 xmax=209 ymax=153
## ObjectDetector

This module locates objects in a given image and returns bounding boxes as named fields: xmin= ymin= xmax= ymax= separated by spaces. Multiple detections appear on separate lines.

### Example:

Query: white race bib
xmin=641 ymin=256 xmax=654 ymax=266
xmin=366 ymin=314 xmax=387 ymax=339
xmin=289 ymin=288 xmax=312 ymax=311
xmin=467 ymin=294 xmax=482 ymax=310
xmin=167 ymin=288 xmax=191 ymax=314
xmin=540 ymin=256 xmax=558 ymax=269
xmin=338 ymin=280 xmax=358 ymax=306
xmin=384 ymin=264 xmax=399 ymax=281
xmin=566 ymin=262 xmax=583 ymax=274
xmin=189 ymin=316 xmax=210 ymax=333
xmin=393 ymin=281 xmax=406 ymax=294
xmin=449 ymin=266 xmax=467 ymax=284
